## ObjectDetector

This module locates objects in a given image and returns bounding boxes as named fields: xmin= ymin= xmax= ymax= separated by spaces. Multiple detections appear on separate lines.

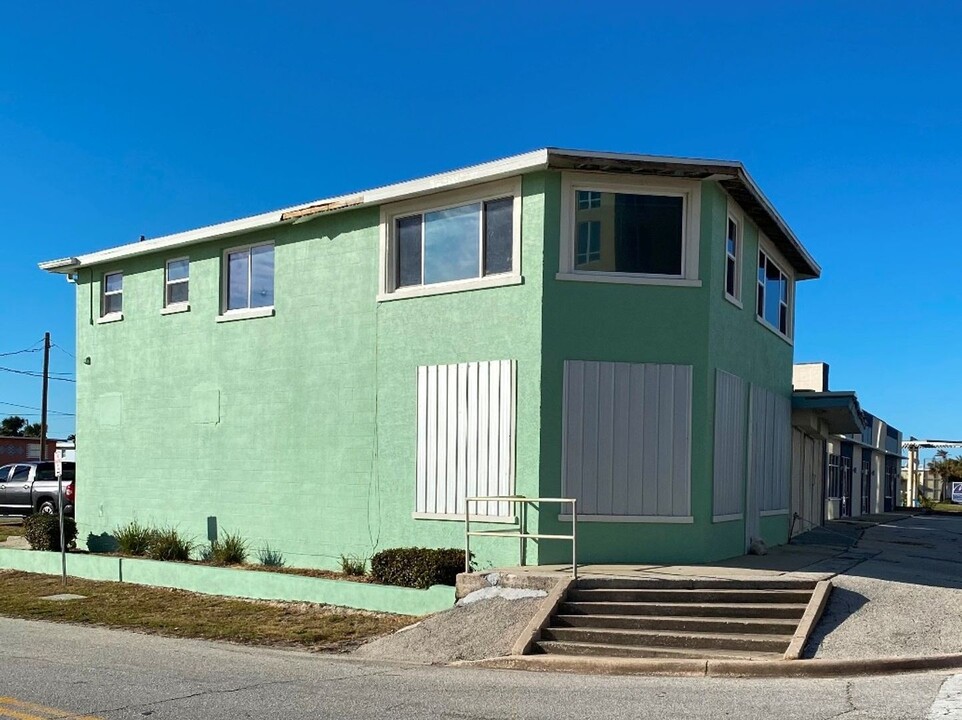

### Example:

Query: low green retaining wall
xmin=0 ymin=548 xmax=454 ymax=616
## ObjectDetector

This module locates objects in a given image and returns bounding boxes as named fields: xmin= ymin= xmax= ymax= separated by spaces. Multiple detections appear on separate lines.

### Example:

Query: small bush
xmin=23 ymin=513 xmax=77 ymax=552
xmin=114 ymin=521 xmax=157 ymax=556
xmin=340 ymin=554 xmax=367 ymax=576
xmin=205 ymin=531 xmax=248 ymax=566
xmin=146 ymin=527 xmax=194 ymax=561
xmin=370 ymin=547 xmax=466 ymax=589
xmin=258 ymin=544 xmax=285 ymax=567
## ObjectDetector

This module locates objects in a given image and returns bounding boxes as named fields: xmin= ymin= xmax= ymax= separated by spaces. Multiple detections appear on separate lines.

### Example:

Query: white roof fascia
xmin=40 ymin=148 xmax=550 ymax=273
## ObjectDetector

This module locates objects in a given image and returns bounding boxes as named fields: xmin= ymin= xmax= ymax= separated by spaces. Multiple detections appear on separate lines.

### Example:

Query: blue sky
xmin=1 ymin=1 xmax=961 ymax=451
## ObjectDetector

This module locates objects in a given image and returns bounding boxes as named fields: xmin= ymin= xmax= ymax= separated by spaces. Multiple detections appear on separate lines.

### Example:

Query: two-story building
xmin=41 ymin=148 xmax=820 ymax=569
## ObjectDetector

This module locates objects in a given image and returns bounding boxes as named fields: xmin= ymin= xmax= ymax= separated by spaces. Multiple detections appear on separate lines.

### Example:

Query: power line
xmin=0 ymin=366 xmax=76 ymax=382
xmin=0 ymin=401 xmax=74 ymax=416
xmin=0 ymin=340 xmax=44 ymax=358
xmin=52 ymin=343 xmax=76 ymax=360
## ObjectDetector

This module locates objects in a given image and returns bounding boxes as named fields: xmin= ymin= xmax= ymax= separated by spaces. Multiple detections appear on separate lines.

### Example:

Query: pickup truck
xmin=0 ymin=460 xmax=76 ymax=517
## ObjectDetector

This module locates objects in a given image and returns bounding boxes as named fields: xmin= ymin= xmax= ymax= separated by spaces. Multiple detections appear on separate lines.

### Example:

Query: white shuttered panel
xmin=748 ymin=384 xmax=792 ymax=512
xmin=563 ymin=361 xmax=692 ymax=519
xmin=713 ymin=370 xmax=747 ymax=519
xmin=416 ymin=360 xmax=516 ymax=518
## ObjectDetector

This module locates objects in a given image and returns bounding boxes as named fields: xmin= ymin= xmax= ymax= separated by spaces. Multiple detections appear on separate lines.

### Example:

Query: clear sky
xmin=1 ymin=1 xmax=961 ymax=451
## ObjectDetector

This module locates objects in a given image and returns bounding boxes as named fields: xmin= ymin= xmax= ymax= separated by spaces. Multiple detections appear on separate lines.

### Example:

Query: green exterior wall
xmin=69 ymin=169 xmax=803 ymax=572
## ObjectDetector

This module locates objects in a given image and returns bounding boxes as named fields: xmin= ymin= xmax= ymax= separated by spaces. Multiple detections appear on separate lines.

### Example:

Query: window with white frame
xmin=756 ymin=248 xmax=791 ymax=337
xmin=559 ymin=174 xmax=701 ymax=284
xmin=725 ymin=216 xmax=740 ymax=301
xmin=224 ymin=243 xmax=274 ymax=312
xmin=165 ymin=258 xmax=189 ymax=307
xmin=381 ymin=179 xmax=522 ymax=297
xmin=101 ymin=272 xmax=123 ymax=317
xmin=415 ymin=360 xmax=516 ymax=519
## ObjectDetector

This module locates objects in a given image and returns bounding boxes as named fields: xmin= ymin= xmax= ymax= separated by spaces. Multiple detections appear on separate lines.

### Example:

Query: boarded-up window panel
xmin=563 ymin=361 xmax=692 ymax=517
xmin=713 ymin=370 xmax=746 ymax=518
xmin=416 ymin=360 xmax=516 ymax=517
xmin=749 ymin=384 xmax=792 ymax=511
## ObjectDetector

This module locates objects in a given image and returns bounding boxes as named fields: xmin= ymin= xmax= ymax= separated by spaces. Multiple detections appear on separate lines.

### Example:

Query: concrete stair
xmin=530 ymin=577 xmax=817 ymax=660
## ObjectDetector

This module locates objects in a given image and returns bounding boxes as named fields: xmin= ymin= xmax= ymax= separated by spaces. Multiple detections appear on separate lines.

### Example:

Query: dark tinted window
xmin=483 ymin=197 xmax=513 ymax=275
xmin=396 ymin=215 xmax=423 ymax=288
xmin=0 ymin=465 xmax=11 ymax=482
xmin=10 ymin=466 xmax=30 ymax=482
xmin=35 ymin=462 xmax=75 ymax=482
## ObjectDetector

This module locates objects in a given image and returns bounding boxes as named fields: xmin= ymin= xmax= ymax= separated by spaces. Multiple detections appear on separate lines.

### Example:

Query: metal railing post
xmin=571 ymin=498 xmax=578 ymax=580
xmin=464 ymin=500 xmax=471 ymax=573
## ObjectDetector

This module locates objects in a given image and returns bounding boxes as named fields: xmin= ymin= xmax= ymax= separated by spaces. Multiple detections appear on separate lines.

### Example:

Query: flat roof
xmin=793 ymin=390 xmax=864 ymax=435
xmin=40 ymin=147 xmax=820 ymax=279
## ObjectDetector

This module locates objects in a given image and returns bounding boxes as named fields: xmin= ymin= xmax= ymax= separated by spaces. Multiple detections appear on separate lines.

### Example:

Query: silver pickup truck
xmin=0 ymin=460 xmax=76 ymax=517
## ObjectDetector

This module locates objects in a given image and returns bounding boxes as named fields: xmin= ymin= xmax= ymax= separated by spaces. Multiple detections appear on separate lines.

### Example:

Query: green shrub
xmin=258 ymin=544 xmax=285 ymax=567
xmin=340 ymin=554 xmax=367 ymax=576
xmin=114 ymin=521 xmax=158 ymax=556
xmin=146 ymin=527 xmax=194 ymax=561
xmin=205 ymin=531 xmax=248 ymax=566
xmin=370 ymin=547 xmax=466 ymax=589
xmin=23 ymin=513 xmax=77 ymax=552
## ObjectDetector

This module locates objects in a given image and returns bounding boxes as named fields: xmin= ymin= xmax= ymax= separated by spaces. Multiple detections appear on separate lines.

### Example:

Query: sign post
xmin=952 ymin=482 xmax=962 ymax=505
xmin=54 ymin=449 xmax=66 ymax=586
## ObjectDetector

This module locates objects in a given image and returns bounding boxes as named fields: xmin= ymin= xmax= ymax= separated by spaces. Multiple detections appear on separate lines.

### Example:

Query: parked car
xmin=0 ymin=460 xmax=76 ymax=517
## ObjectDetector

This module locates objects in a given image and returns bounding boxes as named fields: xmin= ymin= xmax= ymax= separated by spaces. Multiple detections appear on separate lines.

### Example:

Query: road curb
xmin=459 ymin=652 xmax=962 ymax=678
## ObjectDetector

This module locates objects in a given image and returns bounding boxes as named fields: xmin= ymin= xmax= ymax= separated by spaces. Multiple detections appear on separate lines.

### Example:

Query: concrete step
xmin=575 ymin=577 xmax=818 ymax=591
xmin=559 ymin=601 xmax=809 ymax=619
xmin=552 ymin=613 xmax=800 ymax=635
xmin=540 ymin=626 xmax=793 ymax=653
xmin=531 ymin=639 xmax=785 ymax=661
xmin=566 ymin=588 xmax=812 ymax=604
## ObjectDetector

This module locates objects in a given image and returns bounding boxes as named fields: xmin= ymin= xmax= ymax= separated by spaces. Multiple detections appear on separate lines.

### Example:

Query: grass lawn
xmin=933 ymin=502 xmax=962 ymax=514
xmin=0 ymin=570 xmax=413 ymax=651
xmin=0 ymin=522 xmax=25 ymax=542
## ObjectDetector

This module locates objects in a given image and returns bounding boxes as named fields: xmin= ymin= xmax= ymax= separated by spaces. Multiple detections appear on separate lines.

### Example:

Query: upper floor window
xmin=559 ymin=174 xmax=701 ymax=286
xmin=165 ymin=258 xmax=189 ymax=307
xmin=102 ymin=272 xmax=123 ymax=317
xmin=757 ymin=247 xmax=792 ymax=338
xmin=725 ymin=215 xmax=741 ymax=302
xmin=224 ymin=243 xmax=274 ymax=312
xmin=380 ymin=178 xmax=522 ymax=300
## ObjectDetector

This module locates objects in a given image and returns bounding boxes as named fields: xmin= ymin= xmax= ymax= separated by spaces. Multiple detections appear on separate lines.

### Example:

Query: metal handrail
xmin=464 ymin=495 xmax=578 ymax=579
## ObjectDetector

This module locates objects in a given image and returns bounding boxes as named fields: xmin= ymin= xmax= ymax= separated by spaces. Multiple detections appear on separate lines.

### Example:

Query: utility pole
xmin=40 ymin=331 xmax=50 ymax=461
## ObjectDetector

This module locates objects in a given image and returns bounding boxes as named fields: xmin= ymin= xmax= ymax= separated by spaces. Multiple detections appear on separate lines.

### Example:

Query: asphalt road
xmin=0 ymin=618 xmax=954 ymax=719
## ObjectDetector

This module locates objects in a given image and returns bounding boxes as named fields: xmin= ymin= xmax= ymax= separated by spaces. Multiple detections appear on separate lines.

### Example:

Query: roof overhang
xmin=40 ymin=147 xmax=819 ymax=279
xmin=792 ymin=390 xmax=864 ymax=435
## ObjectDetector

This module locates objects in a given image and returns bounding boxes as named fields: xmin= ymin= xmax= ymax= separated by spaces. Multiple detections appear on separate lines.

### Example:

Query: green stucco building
xmin=41 ymin=149 xmax=820 ymax=570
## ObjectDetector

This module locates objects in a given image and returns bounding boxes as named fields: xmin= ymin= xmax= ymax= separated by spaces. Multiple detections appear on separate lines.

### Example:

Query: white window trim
xmin=378 ymin=178 xmax=523 ymax=301
xmin=101 ymin=271 xmax=123 ymax=320
xmin=557 ymin=514 xmax=694 ymax=524
xmin=755 ymin=234 xmax=794 ymax=344
xmin=558 ymin=172 xmax=701 ymax=285
xmin=164 ymin=256 xmax=190 ymax=310
xmin=760 ymin=508 xmax=789 ymax=517
xmin=724 ymin=201 xmax=743 ymax=307
xmin=713 ymin=512 xmax=744 ymax=523
xmin=220 ymin=241 xmax=275 ymax=317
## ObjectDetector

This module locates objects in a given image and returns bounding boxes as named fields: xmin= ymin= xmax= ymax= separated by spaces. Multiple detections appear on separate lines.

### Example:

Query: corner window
xmin=380 ymin=178 xmax=522 ymax=300
xmin=756 ymin=248 xmax=791 ymax=337
xmin=165 ymin=258 xmax=189 ymax=307
xmin=725 ymin=215 xmax=741 ymax=302
xmin=102 ymin=272 xmax=123 ymax=317
xmin=559 ymin=174 xmax=701 ymax=286
xmin=224 ymin=243 xmax=274 ymax=312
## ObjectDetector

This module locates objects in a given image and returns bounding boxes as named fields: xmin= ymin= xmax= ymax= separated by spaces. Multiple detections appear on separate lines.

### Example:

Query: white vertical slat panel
xmin=455 ymin=363 xmax=468 ymax=515
xmin=486 ymin=361 xmax=501 ymax=515
xmin=425 ymin=365 xmax=438 ymax=516
xmin=436 ymin=365 xmax=449 ymax=515
xmin=498 ymin=360 xmax=513 ymax=517
xmin=641 ymin=364 xmax=660 ymax=515
xmin=563 ymin=361 xmax=584 ymax=506
xmin=445 ymin=364 xmax=459 ymax=515
xmin=477 ymin=365 xmax=490 ymax=517
xmin=466 ymin=362 xmax=479 ymax=515
xmin=748 ymin=384 xmax=793 ymax=513
xmin=713 ymin=370 xmax=747 ymax=518
xmin=416 ymin=366 xmax=428 ymax=514
xmin=671 ymin=366 xmax=691 ymax=517
xmin=563 ymin=360 xmax=691 ymax=518
xmin=611 ymin=363 xmax=631 ymax=513
xmin=596 ymin=362 xmax=615 ymax=515
xmin=626 ymin=363 xmax=646 ymax=515
xmin=656 ymin=365 xmax=675 ymax=517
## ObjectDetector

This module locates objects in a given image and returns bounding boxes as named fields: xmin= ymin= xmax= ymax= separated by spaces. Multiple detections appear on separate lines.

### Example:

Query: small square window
xmin=725 ymin=216 xmax=740 ymax=301
xmin=577 ymin=190 xmax=602 ymax=210
xmin=756 ymin=249 xmax=791 ymax=337
xmin=165 ymin=258 xmax=189 ymax=306
xmin=102 ymin=272 xmax=123 ymax=317
xmin=576 ymin=221 xmax=601 ymax=265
